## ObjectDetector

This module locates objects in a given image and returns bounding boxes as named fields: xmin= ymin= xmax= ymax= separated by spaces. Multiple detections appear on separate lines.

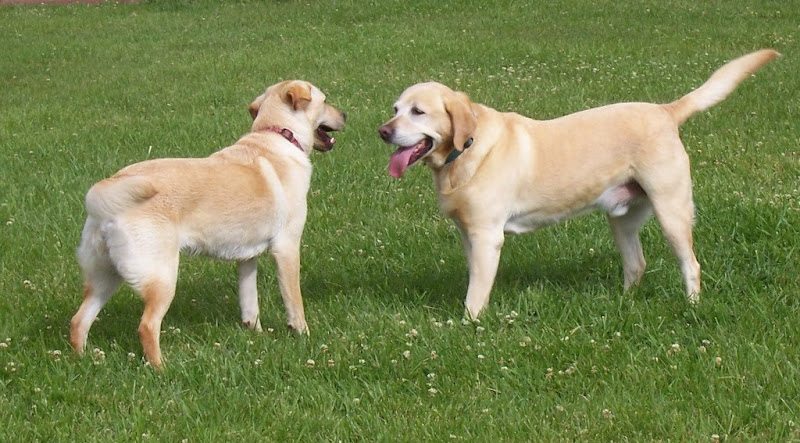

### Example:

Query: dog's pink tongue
xmin=388 ymin=147 xmax=415 ymax=178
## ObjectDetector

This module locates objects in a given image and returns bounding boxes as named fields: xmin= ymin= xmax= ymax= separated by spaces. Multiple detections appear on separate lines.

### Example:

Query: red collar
xmin=259 ymin=126 xmax=304 ymax=152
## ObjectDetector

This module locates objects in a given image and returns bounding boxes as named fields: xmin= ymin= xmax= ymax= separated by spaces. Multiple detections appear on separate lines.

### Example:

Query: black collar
xmin=444 ymin=138 xmax=473 ymax=165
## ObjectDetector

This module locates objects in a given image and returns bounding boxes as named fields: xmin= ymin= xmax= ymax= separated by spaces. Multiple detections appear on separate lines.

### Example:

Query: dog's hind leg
xmin=71 ymin=218 xmax=123 ymax=354
xmin=137 ymin=275 xmax=177 ymax=370
xmin=107 ymin=218 xmax=179 ymax=369
xmin=639 ymin=145 xmax=701 ymax=304
xmin=238 ymin=257 xmax=262 ymax=331
xmin=607 ymin=200 xmax=653 ymax=291
xmin=652 ymin=195 xmax=700 ymax=304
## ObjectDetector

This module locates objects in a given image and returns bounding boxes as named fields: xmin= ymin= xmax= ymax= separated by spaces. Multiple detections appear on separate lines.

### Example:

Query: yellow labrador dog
xmin=70 ymin=80 xmax=346 ymax=368
xmin=379 ymin=50 xmax=778 ymax=320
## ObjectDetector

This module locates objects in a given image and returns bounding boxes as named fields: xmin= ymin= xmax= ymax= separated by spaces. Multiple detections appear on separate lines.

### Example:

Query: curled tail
xmin=665 ymin=49 xmax=780 ymax=125
xmin=85 ymin=175 xmax=157 ymax=220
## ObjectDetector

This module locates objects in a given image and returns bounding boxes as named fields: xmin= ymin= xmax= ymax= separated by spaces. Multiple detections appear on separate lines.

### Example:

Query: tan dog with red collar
xmin=379 ymin=50 xmax=778 ymax=320
xmin=70 ymin=80 xmax=346 ymax=369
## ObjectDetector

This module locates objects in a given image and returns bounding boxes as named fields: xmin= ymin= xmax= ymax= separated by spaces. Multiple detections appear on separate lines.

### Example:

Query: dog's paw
xmin=287 ymin=320 xmax=309 ymax=336
xmin=687 ymin=292 xmax=700 ymax=306
xmin=243 ymin=318 xmax=263 ymax=332
xmin=69 ymin=338 xmax=86 ymax=354
xmin=464 ymin=304 xmax=483 ymax=322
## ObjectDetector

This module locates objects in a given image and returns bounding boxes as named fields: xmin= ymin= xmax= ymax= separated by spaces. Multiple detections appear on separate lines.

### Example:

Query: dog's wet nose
xmin=378 ymin=125 xmax=392 ymax=141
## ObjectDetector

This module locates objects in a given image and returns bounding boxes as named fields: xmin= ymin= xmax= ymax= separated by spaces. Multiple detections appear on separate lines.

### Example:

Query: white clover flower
xmin=306 ymin=359 xmax=316 ymax=367
xmin=402 ymin=350 xmax=411 ymax=359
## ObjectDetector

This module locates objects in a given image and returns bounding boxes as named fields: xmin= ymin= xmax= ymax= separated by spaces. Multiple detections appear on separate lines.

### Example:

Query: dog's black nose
xmin=378 ymin=125 xmax=392 ymax=141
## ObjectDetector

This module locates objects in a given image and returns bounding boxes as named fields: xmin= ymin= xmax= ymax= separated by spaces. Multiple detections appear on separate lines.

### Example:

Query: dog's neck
xmin=257 ymin=126 xmax=304 ymax=152
xmin=431 ymin=105 xmax=497 ymax=194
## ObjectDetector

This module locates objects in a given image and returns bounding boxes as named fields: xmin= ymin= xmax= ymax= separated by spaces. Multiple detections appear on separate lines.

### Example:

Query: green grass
xmin=1 ymin=0 xmax=798 ymax=440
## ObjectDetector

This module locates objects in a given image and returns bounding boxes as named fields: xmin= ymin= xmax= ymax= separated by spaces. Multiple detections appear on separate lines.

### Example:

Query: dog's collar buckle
xmin=445 ymin=138 xmax=474 ymax=165
xmin=261 ymin=126 xmax=304 ymax=152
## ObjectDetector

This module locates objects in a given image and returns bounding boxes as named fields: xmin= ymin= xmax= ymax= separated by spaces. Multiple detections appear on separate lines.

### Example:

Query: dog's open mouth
xmin=314 ymin=125 xmax=337 ymax=152
xmin=388 ymin=137 xmax=433 ymax=178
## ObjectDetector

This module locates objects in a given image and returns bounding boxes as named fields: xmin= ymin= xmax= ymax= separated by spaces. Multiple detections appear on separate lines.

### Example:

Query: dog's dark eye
xmin=411 ymin=107 xmax=425 ymax=116
xmin=393 ymin=106 xmax=398 ymax=114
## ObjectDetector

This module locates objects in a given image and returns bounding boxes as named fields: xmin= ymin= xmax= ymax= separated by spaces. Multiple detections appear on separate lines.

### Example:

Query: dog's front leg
xmin=462 ymin=227 xmax=505 ymax=320
xmin=238 ymin=258 xmax=262 ymax=332
xmin=271 ymin=239 xmax=308 ymax=335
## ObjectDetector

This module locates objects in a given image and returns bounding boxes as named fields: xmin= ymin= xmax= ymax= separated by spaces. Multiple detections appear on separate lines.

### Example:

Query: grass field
xmin=1 ymin=0 xmax=798 ymax=440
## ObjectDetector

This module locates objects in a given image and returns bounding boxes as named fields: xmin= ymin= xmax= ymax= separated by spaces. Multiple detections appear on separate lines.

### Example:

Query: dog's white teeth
xmin=330 ymin=137 xmax=336 ymax=144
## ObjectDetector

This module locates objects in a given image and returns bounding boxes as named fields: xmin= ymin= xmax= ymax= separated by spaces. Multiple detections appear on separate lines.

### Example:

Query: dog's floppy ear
xmin=249 ymin=93 xmax=266 ymax=120
xmin=282 ymin=81 xmax=312 ymax=111
xmin=444 ymin=91 xmax=477 ymax=151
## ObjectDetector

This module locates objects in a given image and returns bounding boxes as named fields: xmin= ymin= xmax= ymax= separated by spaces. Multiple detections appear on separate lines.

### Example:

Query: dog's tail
xmin=665 ymin=49 xmax=780 ymax=125
xmin=85 ymin=175 xmax=157 ymax=220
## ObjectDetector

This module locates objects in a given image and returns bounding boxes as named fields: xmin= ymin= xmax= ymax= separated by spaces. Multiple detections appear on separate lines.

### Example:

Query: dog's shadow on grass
xmin=499 ymin=251 xmax=621 ymax=293
xmin=43 ymin=267 xmax=247 ymax=355
xmin=300 ymin=245 xmax=623 ymax=314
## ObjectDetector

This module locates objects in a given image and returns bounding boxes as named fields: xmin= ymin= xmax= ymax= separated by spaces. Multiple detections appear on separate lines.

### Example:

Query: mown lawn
xmin=0 ymin=0 xmax=797 ymax=440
